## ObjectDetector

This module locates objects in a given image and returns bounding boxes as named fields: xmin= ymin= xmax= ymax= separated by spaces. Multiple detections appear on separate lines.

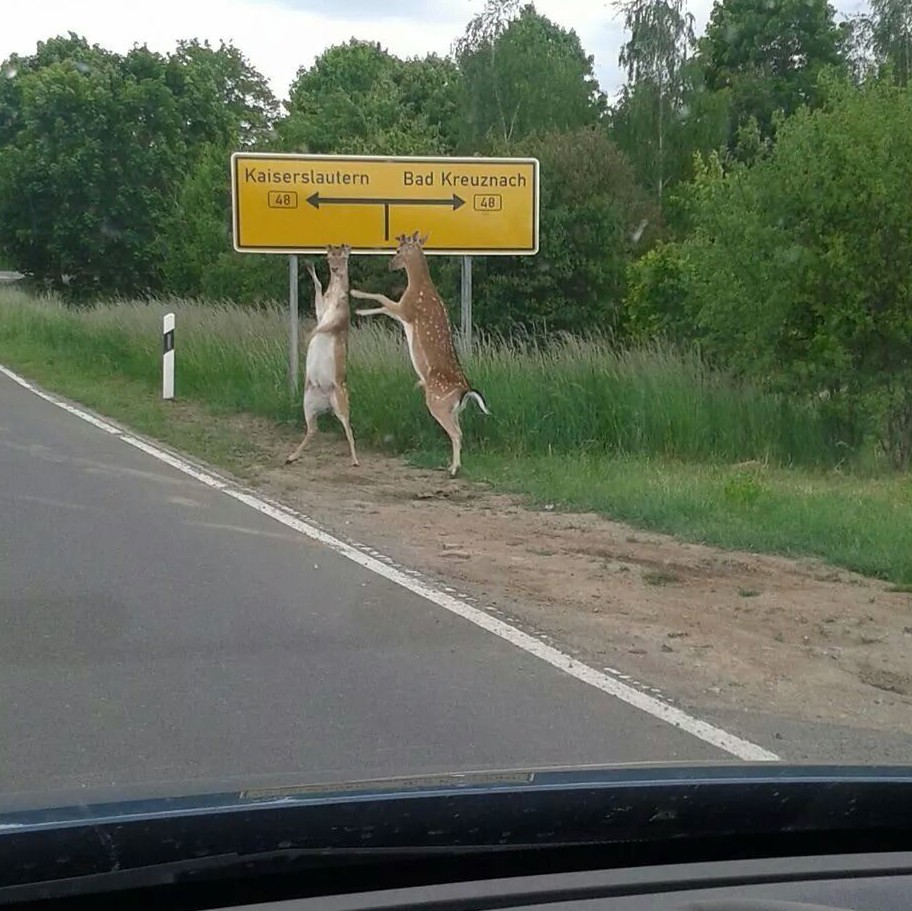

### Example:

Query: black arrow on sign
xmin=306 ymin=192 xmax=466 ymax=240
xmin=307 ymin=193 xmax=465 ymax=211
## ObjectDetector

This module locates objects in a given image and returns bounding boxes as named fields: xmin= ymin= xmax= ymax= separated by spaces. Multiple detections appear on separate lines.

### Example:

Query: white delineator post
xmin=162 ymin=312 xmax=175 ymax=400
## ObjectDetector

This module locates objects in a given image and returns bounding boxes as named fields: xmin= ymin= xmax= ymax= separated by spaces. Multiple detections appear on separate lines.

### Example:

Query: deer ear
xmin=412 ymin=230 xmax=420 ymax=243
xmin=419 ymin=232 xmax=430 ymax=246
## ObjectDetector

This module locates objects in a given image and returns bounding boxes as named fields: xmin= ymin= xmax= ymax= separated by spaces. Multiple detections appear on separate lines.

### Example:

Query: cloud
xmin=0 ymin=0 xmax=873 ymax=102
xmin=271 ymin=0 xmax=466 ymax=17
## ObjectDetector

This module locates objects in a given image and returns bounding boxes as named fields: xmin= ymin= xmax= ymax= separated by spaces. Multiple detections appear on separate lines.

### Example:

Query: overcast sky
xmin=3 ymin=0 xmax=868 ymax=103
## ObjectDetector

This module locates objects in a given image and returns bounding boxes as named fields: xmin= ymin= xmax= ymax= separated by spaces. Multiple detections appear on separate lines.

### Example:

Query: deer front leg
xmin=305 ymin=261 xmax=324 ymax=320
xmin=351 ymin=290 xmax=405 ymax=319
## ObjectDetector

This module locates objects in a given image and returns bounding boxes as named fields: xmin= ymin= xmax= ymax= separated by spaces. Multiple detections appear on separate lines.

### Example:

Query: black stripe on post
xmin=163 ymin=329 xmax=175 ymax=354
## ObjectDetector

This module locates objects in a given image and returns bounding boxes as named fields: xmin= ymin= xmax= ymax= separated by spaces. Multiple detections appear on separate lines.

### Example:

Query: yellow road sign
xmin=231 ymin=153 xmax=539 ymax=256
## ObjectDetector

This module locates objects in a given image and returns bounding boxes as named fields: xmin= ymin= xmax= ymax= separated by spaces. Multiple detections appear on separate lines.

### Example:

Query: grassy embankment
xmin=1 ymin=287 xmax=909 ymax=584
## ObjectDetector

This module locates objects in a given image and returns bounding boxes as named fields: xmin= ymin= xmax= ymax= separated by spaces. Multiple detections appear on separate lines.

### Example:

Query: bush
xmin=470 ymin=128 xmax=661 ymax=337
xmin=624 ymin=243 xmax=696 ymax=341
xmin=625 ymin=77 xmax=912 ymax=466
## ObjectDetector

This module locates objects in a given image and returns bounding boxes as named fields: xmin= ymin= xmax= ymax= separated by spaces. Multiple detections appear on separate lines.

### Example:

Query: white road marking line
xmin=0 ymin=363 xmax=780 ymax=762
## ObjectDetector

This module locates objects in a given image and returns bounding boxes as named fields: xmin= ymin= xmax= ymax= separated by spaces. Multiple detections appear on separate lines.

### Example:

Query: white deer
xmin=286 ymin=244 xmax=359 ymax=467
xmin=351 ymin=231 xmax=489 ymax=477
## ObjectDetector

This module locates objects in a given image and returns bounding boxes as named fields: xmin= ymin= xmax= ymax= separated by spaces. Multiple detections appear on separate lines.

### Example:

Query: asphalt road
xmin=0 ymin=372 xmax=739 ymax=802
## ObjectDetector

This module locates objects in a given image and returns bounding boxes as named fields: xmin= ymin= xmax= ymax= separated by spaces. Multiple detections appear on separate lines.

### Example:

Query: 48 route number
xmin=268 ymin=191 xmax=299 ymax=209
xmin=473 ymin=194 xmax=503 ymax=212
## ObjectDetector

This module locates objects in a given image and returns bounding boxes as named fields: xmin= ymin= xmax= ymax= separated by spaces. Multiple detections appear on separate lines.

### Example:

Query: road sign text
xmin=231 ymin=153 xmax=539 ymax=256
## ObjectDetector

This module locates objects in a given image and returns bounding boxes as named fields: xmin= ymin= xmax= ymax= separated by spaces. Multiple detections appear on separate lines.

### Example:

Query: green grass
xmin=0 ymin=288 xmax=862 ymax=465
xmin=1 ymin=287 xmax=910 ymax=584
xmin=465 ymin=452 xmax=912 ymax=584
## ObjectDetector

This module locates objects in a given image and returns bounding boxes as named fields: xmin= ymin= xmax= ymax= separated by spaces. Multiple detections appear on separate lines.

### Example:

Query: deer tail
xmin=458 ymin=389 xmax=490 ymax=416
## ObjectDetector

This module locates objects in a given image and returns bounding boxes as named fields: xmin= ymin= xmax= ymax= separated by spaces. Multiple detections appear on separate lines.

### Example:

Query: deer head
xmin=326 ymin=243 xmax=351 ymax=278
xmin=388 ymin=231 xmax=430 ymax=272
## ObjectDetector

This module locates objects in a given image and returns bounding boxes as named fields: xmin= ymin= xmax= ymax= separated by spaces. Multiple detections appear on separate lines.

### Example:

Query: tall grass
xmin=0 ymin=288 xmax=859 ymax=468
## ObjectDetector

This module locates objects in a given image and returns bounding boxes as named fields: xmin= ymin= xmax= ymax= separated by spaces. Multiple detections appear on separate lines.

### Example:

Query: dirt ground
xmin=223 ymin=415 xmax=912 ymax=742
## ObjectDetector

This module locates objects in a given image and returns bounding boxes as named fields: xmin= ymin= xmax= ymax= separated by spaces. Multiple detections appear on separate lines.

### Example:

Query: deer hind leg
xmin=330 ymin=385 xmax=359 ymax=467
xmin=285 ymin=389 xmax=320 ymax=464
xmin=426 ymin=395 xmax=463 ymax=477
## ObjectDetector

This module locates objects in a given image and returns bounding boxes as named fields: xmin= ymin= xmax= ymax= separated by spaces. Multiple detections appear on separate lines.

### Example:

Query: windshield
xmin=1 ymin=0 xmax=910 ymax=818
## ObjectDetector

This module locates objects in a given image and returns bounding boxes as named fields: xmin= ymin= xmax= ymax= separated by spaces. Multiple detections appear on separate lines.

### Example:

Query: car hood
xmin=3 ymin=762 xmax=912 ymax=899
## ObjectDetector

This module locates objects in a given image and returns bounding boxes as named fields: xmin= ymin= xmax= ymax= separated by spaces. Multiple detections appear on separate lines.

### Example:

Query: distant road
xmin=0 ymin=369 xmax=728 ymax=803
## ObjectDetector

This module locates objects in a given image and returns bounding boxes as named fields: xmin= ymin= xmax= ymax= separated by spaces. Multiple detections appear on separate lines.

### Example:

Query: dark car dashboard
xmin=3 ymin=765 xmax=912 ymax=911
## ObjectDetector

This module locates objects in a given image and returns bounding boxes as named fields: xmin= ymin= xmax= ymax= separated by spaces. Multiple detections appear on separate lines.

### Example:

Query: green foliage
xmin=609 ymin=59 xmax=732 ymax=202
xmin=624 ymin=242 xmax=696 ymax=340
xmin=160 ymin=143 xmax=287 ymax=303
xmin=471 ymin=128 xmax=660 ymax=335
xmin=0 ymin=35 xmax=278 ymax=300
xmin=163 ymin=39 xmax=279 ymax=151
xmin=614 ymin=0 xmax=695 ymax=200
xmin=455 ymin=3 xmax=604 ymax=149
xmin=699 ymin=0 xmax=848 ymax=149
xmin=852 ymin=0 xmax=912 ymax=86
xmin=627 ymin=77 xmax=912 ymax=466
xmin=279 ymin=40 xmax=459 ymax=155
xmin=0 ymin=41 xmax=185 ymax=298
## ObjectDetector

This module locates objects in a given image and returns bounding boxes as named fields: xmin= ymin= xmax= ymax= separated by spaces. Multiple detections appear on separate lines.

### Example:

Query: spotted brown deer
xmin=286 ymin=244 xmax=359 ymax=467
xmin=351 ymin=231 xmax=489 ymax=477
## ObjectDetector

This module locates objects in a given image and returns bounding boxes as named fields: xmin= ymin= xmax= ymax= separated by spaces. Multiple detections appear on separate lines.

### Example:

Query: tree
xmin=156 ymin=42 xmax=280 ymax=300
xmin=610 ymin=50 xmax=732 ymax=208
xmin=454 ymin=3 xmax=605 ymax=149
xmin=0 ymin=40 xmax=185 ymax=297
xmin=471 ymin=128 xmax=660 ymax=336
xmin=278 ymin=40 xmax=457 ymax=155
xmin=164 ymin=39 xmax=279 ymax=151
xmin=614 ymin=0 xmax=695 ymax=200
xmin=699 ymin=0 xmax=848 ymax=148
xmin=396 ymin=54 xmax=463 ymax=153
xmin=0 ymin=33 xmax=110 ymax=149
xmin=627 ymin=77 xmax=912 ymax=467
xmin=856 ymin=0 xmax=912 ymax=86
xmin=160 ymin=142 xmax=288 ymax=303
